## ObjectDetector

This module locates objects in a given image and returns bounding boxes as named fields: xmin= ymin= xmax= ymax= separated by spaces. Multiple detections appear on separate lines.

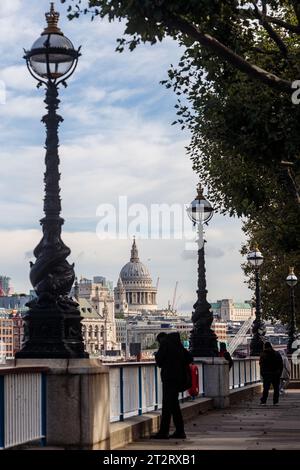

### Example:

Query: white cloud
xmin=0 ymin=0 xmax=22 ymax=17
xmin=0 ymin=65 xmax=34 ymax=92
xmin=0 ymin=227 xmax=251 ymax=308
xmin=0 ymin=0 xmax=251 ymax=306
xmin=0 ymin=94 xmax=43 ymax=119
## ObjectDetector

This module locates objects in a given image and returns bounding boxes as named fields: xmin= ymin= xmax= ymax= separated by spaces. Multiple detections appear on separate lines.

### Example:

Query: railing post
xmin=154 ymin=366 xmax=158 ymax=410
xmin=232 ymin=361 xmax=235 ymax=389
xmin=119 ymin=367 xmax=124 ymax=422
xmin=238 ymin=360 xmax=241 ymax=387
xmin=249 ymin=359 xmax=252 ymax=384
xmin=40 ymin=373 xmax=47 ymax=447
xmin=138 ymin=366 xmax=142 ymax=416
xmin=244 ymin=360 xmax=247 ymax=385
xmin=0 ymin=376 xmax=4 ymax=449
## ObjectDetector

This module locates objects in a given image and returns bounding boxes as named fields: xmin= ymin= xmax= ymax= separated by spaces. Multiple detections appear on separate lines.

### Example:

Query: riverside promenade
xmin=122 ymin=390 xmax=300 ymax=450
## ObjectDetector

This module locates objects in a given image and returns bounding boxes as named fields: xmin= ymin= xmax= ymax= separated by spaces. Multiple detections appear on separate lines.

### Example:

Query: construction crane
xmin=171 ymin=281 xmax=178 ymax=311
xmin=174 ymin=294 xmax=182 ymax=312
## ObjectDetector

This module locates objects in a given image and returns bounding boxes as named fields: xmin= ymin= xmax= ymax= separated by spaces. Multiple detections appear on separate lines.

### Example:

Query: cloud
xmin=24 ymin=250 xmax=34 ymax=259
xmin=0 ymin=66 xmax=34 ymax=92
xmin=181 ymin=250 xmax=197 ymax=261
xmin=206 ymin=246 xmax=225 ymax=258
xmin=0 ymin=0 xmax=252 ymax=307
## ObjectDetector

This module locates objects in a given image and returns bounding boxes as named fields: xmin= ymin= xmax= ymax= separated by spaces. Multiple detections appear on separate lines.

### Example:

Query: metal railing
xmin=290 ymin=359 xmax=300 ymax=380
xmin=109 ymin=362 xmax=204 ymax=423
xmin=0 ymin=367 xmax=47 ymax=449
xmin=229 ymin=358 xmax=261 ymax=389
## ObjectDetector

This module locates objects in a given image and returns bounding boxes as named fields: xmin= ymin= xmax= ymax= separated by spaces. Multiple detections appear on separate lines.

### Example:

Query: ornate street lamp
xmin=16 ymin=3 xmax=87 ymax=358
xmin=247 ymin=246 xmax=266 ymax=356
xmin=286 ymin=267 xmax=299 ymax=354
xmin=187 ymin=184 xmax=219 ymax=357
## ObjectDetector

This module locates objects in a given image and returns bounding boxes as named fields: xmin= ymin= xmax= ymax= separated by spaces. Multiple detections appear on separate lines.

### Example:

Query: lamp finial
xmin=196 ymin=182 xmax=205 ymax=200
xmin=43 ymin=2 xmax=63 ymax=35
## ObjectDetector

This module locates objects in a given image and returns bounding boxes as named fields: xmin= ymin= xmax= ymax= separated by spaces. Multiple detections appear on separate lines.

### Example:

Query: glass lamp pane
xmin=31 ymin=33 xmax=74 ymax=51
xmin=30 ymin=55 xmax=74 ymax=78
xmin=188 ymin=199 xmax=213 ymax=224
xmin=29 ymin=33 xmax=75 ymax=79
xmin=255 ymin=257 xmax=263 ymax=267
xmin=286 ymin=275 xmax=297 ymax=287
xmin=247 ymin=250 xmax=263 ymax=267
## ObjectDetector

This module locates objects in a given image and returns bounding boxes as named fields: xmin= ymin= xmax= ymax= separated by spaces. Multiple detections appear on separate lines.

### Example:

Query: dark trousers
xmin=261 ymin=375 xmax=280 ymax=404
xmin=159 ymin=382 xmax=184 ymax=435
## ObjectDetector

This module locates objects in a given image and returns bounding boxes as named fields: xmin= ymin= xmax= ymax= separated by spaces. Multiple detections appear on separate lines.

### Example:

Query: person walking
xmin=152 ymin=332 xmax=193 ymax=439
xmin=259 ymin=342 xmax=283 ymax=405
xmin=219 ymin=342 xmax=233 ymax=370
xmin=279 ymin=350 xmax=291 ymax=395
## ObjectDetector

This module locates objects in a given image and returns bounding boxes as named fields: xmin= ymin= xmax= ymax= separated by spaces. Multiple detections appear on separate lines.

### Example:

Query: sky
xmin=0 ymin=0 xmax=252 ymax=311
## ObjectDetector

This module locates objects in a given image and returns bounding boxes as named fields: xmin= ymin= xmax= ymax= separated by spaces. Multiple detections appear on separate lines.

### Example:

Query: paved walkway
xmin=122 ymin=390 xmax=300 ymax=450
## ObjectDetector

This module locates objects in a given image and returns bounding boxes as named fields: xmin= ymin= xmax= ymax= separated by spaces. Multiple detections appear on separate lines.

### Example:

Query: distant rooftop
xmin=211 ymin=300 xmax=252 ymax=310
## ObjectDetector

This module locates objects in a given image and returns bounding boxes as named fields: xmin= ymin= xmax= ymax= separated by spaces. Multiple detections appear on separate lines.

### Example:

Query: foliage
xmin=241 ymin=208 xmax=300 ymax=324
xmin=60 ymin=0 xmax=300 ymax=322
xmin=61 ymin=0 xmax=300 ymax=91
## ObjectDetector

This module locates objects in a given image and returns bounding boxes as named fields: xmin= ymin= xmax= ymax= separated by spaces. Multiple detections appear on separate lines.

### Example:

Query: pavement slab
xmin=121 ymin=390 xmax=300 ymax=450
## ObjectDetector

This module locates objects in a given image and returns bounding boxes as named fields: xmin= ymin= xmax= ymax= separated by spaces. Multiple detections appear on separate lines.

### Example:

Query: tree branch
xmin=280 ymin=161 xmax=300 ymax=205
xmin=239 ymin=8 xmax=300 ymax=34
xmin=250 ymin=46 xmax=278 ymax=55
xmin=166 ymin=14 xmax=292 ymax=93
xmin=292 ymin=1 xmax=300 ymax=27
xmin=265 ymin=15 xmax=300 ymax=33
xmin=252 ymin=2 xmax=289 ymax=58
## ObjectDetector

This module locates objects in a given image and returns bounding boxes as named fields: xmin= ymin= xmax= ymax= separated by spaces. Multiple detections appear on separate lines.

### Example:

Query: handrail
xmin=0 ymin=367 xmax=49 ymax=376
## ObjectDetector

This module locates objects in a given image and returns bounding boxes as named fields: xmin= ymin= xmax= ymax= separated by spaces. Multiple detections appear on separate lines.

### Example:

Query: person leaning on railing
xmin=219 ymin=342 xmax=233 ymax=370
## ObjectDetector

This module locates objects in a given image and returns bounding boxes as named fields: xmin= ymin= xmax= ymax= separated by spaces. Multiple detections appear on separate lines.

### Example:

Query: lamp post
xmin=187 ymin=184 xmax=219 ymax=357
xmin=247 ymin=246 xmax=266 ymax=356
xmin=286 ymin=267 xmax=298 ymax=354
xmin=16 ymin=3 xmax=87 ymax=358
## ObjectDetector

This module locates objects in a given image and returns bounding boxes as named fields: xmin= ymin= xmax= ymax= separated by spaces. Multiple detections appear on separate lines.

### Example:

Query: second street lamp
xmin=187 ymin=184 xmax=219 ymax=357
xmin=247 ymin=246 xmax=266 ymax=356
xmin=286 ymin=267 xmax=298 ymax=354
xmin=16 ymin=3 xmax=87 ymax=358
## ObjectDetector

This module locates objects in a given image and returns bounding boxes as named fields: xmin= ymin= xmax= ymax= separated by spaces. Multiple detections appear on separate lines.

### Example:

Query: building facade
xmin=76 ymin=277 xmax=119 ymax=355
xmin=212 ymin=320 xmax=227 ymax=341
xmin=211 ymin=299 xmax=254 ymax=322
xmin=0 ymin=276 xmax=11 ymax=296
xmin=114 ymin=239 xmax=157 ymax=314
xmin=0 ymin=309 xmax=14 ymax=360
xmin=12 ymin=310 xmax=24 ymax=356
xmin=115 ymin=318 xmax=127 ymax=345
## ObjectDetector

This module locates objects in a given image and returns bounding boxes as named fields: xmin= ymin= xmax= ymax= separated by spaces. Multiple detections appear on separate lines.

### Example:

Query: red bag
xmin=188 ymin=364 xmax=199 ymax=397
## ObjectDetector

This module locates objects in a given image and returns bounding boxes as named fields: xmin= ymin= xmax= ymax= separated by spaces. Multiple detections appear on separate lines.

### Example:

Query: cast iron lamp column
xmin=247 ymin=247 xmax=266 ymax=356
xmin=286 ymin=267 xmax=298 ymax=354
xmin=187 ymin=184 xmax=219 ymax=357
xmin=16 ymin=3 xmax=87 ymax=358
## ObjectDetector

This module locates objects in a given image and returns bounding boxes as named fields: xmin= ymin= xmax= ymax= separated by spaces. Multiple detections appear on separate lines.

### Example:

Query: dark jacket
xmin=259 ymin=349 xmax=283 ymax=377
xmin=155 ymin=333 xmax=193 ymax=387
xmin=219 ymin=349 xmax=233 ymax=370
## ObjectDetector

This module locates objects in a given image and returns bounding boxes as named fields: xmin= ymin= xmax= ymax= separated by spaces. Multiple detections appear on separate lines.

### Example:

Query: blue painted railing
xmin=0 ymin=367 xmax=47 ymax=449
